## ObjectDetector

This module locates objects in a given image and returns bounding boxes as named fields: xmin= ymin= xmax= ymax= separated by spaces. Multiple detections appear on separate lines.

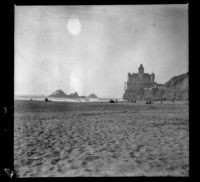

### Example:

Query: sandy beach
xmin=14 ymin=100 xmax=189 ymax=177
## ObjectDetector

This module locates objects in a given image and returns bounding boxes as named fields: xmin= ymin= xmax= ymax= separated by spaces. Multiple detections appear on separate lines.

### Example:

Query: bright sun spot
xmin=66 ymin=18 xmax=82 ymax=36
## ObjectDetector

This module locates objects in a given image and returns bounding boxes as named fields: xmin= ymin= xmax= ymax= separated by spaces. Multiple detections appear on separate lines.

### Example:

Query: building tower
xmin=138 ymin=64 xmax=144 ymax=78
xmin=151 ymin=72 xmax=155 ymax=83
xmin=138 ymin=64 xmax=144 ymax=74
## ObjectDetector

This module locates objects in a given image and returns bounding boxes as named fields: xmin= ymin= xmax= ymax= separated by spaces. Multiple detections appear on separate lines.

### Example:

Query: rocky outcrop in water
xmin=87 ymin=93 xmax=98 ymax=98
xmin=49 ymin=90 xmax=97 ymax=99
xmin=49 ymin=90 xmax=67 ymax=97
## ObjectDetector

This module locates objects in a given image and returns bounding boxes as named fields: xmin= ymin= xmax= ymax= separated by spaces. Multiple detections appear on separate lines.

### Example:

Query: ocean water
xmin=14 ymin=95 xmax=122 ymax=103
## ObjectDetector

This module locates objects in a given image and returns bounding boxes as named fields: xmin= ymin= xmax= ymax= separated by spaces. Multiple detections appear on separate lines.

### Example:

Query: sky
xmin=15 ymin=5 xmax=188 ymax=98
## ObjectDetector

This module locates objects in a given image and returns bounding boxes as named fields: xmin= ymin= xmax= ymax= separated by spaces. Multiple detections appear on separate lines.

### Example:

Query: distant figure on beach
xmin=109 ymin=99 xmax=116 ymax=103
xmin=30 ymin=98 xmax=33 ymax=101
xmin=172 ymin=97 xmax=175 ymax=104
xmin=131 ymin=99 xmax=136 ymax=103
xmin=146 ymin=100 xmax=151 ymax=104
xmin=146 ymin=97 xmax=153 ymax=104
xmin=44 ymin=98 xmax=50 ymax=102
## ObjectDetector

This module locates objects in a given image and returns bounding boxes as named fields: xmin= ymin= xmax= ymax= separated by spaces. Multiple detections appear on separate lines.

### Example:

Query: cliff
xmin=151 ymin=72 xmax=188 ymax=101
xmin=164 ymin=72 xmax=189 ymax=100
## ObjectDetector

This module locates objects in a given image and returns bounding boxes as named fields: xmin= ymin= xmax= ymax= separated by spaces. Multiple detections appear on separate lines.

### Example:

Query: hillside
xmin=146 ymin=72 xmax=188 ymax=101
xmin=165 ymin=73 xmax=188 ymax=88
xmin=164 ymin=72 xmax=189 ymax=100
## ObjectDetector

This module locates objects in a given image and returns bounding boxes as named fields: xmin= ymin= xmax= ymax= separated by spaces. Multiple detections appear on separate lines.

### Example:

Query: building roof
xmin=139 ymin=64 xmax=144 ymax=69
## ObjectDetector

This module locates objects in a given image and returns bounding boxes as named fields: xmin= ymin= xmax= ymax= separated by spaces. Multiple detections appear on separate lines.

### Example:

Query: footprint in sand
xmin=51 ymin=158 xmax=61 ymax=165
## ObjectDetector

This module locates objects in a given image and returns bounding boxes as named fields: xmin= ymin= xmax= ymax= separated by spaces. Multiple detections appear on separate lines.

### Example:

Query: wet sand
xmin=14 ymin=100 xmax=189 ymax=177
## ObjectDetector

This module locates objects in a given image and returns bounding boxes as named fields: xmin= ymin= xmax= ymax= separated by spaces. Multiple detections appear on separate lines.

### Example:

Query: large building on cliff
xmin=123 ymin=64 xmax=155 ymax=101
